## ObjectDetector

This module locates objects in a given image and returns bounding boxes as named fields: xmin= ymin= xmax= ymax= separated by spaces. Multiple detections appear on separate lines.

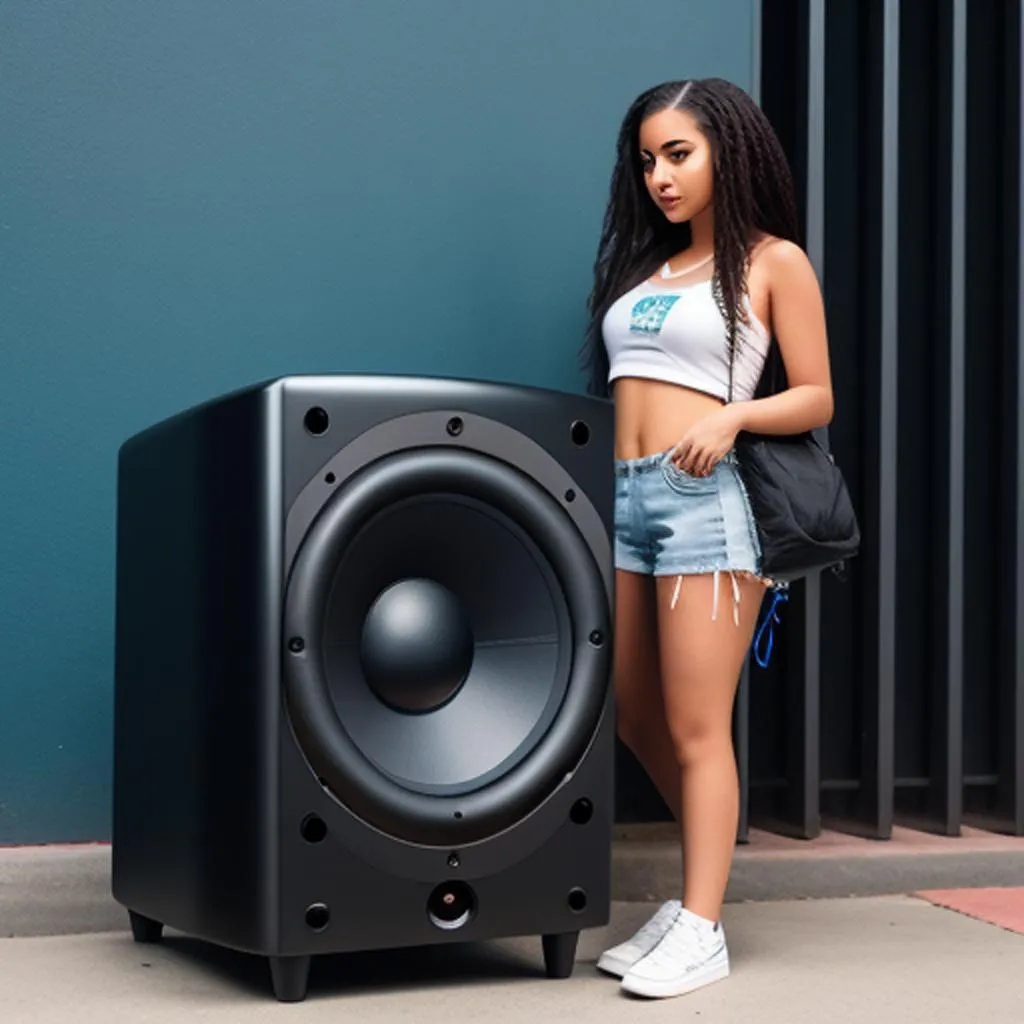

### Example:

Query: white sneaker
xmin=596 ymin=900 xmax=681 ymax=978
xmin=620 ymin=907 xmax=730 ymax=998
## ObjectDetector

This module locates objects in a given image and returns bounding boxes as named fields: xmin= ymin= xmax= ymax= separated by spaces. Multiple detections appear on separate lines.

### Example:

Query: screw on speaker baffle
xmin=567 ymin=887 xmax=588 ymax=912
xmin=305 ymin=902 xmax=330 ymax=932
xmin=570 ymin=420 xmax=591 ymax=446
xmin=300 ymin=814 xmax=327 ymax=843
xmin=304 ymin=407 xmax=330 ymax=436
xmin=570 ymin=798 xmax=593 ymax=825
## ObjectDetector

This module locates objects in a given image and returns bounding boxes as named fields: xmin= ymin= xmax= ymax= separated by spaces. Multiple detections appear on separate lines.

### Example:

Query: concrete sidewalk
xmin=6 ymin=825 xmax=1024 ymax=938
xmin=2 ymin=896 xmax=1022 ymax=1023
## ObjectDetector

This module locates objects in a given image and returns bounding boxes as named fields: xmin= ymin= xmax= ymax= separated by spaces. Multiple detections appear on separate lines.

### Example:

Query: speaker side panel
xmin=113 ymin=385 xmax=284 ymax=954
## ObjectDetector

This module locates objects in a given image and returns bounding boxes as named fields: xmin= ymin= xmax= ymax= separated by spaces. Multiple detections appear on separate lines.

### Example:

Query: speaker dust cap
xmin=283 ymin=446 xmax=609 ymax=846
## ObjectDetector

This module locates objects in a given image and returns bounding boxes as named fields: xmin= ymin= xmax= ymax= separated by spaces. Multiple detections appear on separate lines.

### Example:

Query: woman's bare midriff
xmin=612 ymin=377 xmax=726 ymax=461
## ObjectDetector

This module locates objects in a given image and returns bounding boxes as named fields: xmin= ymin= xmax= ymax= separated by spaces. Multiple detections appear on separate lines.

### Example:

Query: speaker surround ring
xmin=283 ymin=447 xmax=610 ymax=847
xmin=282 ymin=409 xmax=611 ymax=596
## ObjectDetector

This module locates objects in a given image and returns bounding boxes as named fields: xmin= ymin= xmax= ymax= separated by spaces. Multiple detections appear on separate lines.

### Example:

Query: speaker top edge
xmin=118 ymin=372 xmax=612 ymax=456
xmin=275 ymin=371 xmax=610 ymax=407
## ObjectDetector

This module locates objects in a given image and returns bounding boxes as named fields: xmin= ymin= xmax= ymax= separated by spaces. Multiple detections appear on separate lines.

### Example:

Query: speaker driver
xmin=321 ymin=490 xmax=571 ymax=794
xmin=283 ymin=446 xmax=609 ymax=846
xmin=359 ymin=577 xmax=474 ymax=714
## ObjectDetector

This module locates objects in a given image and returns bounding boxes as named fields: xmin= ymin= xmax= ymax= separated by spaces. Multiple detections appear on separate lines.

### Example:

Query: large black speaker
xmin=112 ymin=374 xmax=615 ymax=1001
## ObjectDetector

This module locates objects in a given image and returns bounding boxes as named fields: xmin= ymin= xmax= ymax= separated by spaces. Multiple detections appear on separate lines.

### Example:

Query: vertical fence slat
xmin=933 ymin=0 xmax=966 ymax=835
xmin=859 ymin=0 xmax=900 ymax=838
xmin=782 ymin=0 xmax=827 ymax=840
xmin=1009 ymin=0 xmax=1024 ymax=833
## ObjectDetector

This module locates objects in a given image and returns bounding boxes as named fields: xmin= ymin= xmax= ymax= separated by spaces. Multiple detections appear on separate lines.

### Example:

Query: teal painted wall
xmin=0 ymin=1 xmax=756 ymax=842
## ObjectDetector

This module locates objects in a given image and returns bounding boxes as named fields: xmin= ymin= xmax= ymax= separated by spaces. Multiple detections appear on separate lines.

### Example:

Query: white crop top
xmin=602 ymin=276 xmax=770 ymax=402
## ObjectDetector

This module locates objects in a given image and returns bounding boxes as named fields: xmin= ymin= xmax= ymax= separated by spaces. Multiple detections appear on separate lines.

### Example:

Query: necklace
xmin=659 ymin=252 xmax=713 ymax=280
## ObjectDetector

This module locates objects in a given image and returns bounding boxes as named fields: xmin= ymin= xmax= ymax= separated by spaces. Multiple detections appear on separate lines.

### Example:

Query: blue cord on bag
xmin=753 ymin=587 xmax=789 ymax=669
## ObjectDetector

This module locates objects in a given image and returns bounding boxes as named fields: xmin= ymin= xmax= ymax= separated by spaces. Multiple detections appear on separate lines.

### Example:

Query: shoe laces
xmin=643 ymin=911 xmax=719 ymax=969
xmin=630 ymin=900 xmax=681 ymax=947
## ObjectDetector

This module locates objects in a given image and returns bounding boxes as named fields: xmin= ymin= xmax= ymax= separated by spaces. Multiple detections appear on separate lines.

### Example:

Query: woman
xmin=582 ymin=78 xmax=833 ymax=999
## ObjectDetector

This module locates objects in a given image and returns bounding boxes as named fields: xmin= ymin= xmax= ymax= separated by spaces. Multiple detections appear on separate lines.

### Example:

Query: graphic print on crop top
xmin=602 ymin=276 xmax=770 ymax=403
xmin=628 ymin=295 xmax=681 ymax=335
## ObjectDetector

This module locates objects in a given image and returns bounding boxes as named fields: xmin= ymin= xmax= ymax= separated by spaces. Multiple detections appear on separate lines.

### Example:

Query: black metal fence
xmin=616 ymin=0 xmax=1024 ymax=840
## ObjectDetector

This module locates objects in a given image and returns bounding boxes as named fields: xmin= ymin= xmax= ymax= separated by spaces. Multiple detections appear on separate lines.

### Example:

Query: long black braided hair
xmin=580 ymin=77 xmax=802 ymax=397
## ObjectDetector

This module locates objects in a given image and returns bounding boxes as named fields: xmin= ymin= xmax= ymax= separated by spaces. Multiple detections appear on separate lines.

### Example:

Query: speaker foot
xmin=542 ymin=932 xmax=579 ymax=979
xmin=128 ymin=910 xmax=163 ymax=944
xmin=269 ymin=955 xmax=311 ymax=1002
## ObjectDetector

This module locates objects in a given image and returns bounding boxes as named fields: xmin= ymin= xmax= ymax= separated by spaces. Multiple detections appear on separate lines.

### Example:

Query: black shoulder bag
xmin=729 ymin=332 xmax=860 ymax=584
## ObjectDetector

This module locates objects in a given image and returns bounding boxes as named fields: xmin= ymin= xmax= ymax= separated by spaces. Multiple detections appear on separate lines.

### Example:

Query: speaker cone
xmin=283 ymin=446 xmax=609 ymax=846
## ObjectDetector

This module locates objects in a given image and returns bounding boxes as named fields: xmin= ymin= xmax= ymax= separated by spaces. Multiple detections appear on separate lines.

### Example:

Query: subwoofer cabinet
xmin=112 ymin=374 xmax=615 ymax=1001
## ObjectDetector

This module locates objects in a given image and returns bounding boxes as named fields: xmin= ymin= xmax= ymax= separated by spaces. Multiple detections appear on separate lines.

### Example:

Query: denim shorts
xmin=614 ymin=449 xmax=765 ymax=621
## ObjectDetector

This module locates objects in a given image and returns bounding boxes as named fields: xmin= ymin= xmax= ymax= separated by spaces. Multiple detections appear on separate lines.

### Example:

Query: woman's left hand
xmin=670 ymin=405 xmax=745 ymax=477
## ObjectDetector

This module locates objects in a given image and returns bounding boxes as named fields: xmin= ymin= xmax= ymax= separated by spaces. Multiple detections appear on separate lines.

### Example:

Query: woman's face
xmin=637 ymin=107 xmax=714 ymax=224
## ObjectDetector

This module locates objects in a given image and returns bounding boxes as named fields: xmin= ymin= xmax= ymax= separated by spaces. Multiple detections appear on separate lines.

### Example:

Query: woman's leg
xmin=613 ymin=568 xmax=681 ymax=821
xmin=597 ymin=568 xmax=686 ymax=979
xmin=656 ymin=572 xmax=765 ymax=922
